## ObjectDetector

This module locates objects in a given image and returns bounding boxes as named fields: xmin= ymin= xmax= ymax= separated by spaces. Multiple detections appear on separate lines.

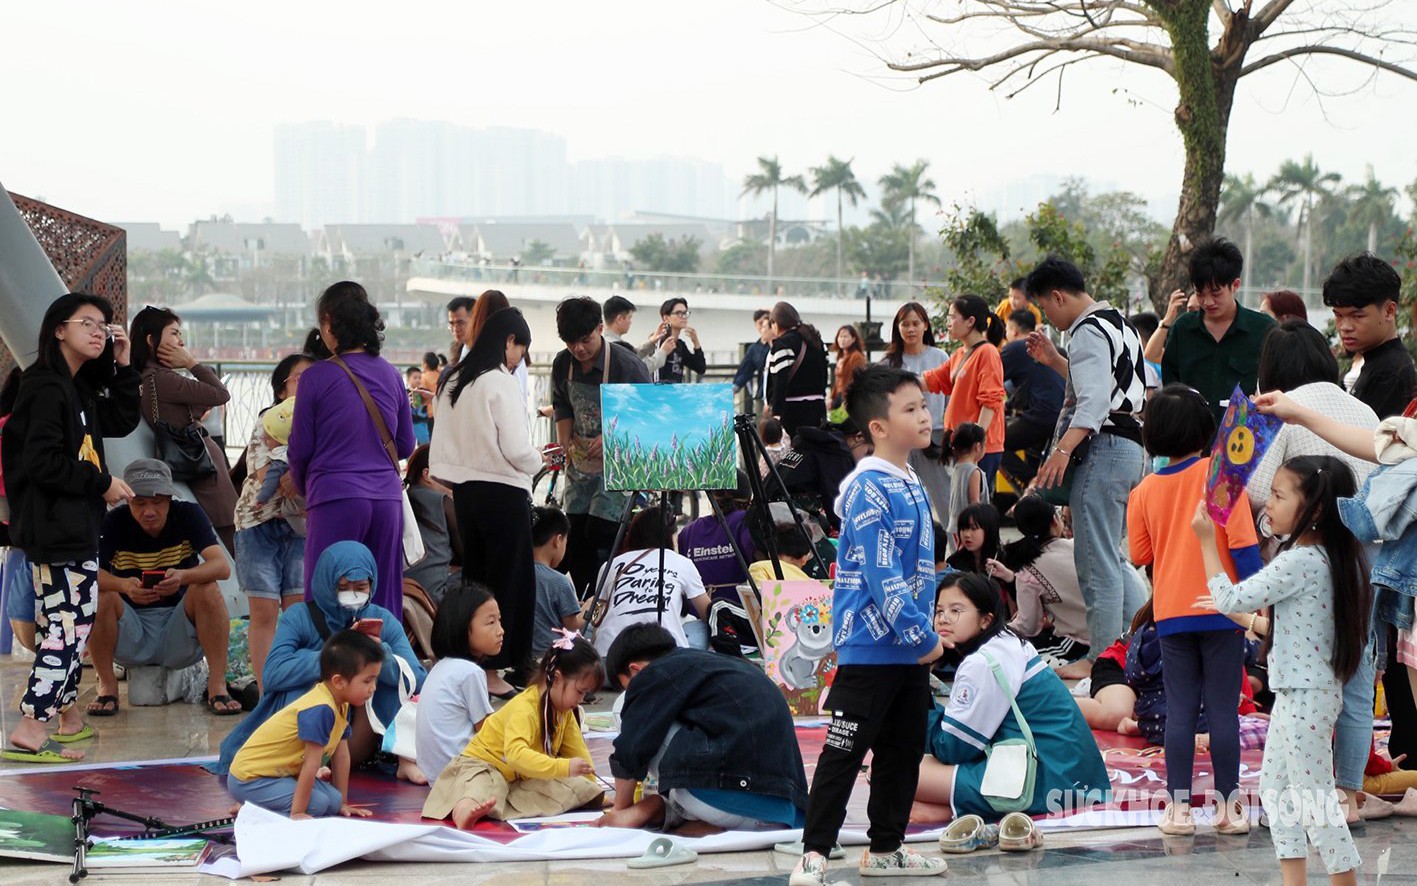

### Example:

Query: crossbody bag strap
xmin=305 ymin=600 xmax=333 ymax=640
xmin=980 ymin=650 xmax=1035 ymax=750
xmin=331 ymin=355 xmax=399 ymax=470
xmin=951 ymin=342 xmax=985 ymax=387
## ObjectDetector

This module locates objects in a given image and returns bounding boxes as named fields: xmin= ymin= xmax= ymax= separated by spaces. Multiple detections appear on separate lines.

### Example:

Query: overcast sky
xmin=3 ymin=0 xmax=1414 ymax=229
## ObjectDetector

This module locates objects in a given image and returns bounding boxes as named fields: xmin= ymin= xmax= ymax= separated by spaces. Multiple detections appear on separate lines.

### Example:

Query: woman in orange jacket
xmin=921 ymin=295 xmax=1007 ymax=489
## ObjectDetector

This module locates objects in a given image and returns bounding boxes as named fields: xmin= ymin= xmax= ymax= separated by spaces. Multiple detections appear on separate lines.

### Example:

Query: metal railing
xmin=410 ymin=258 xmax=935 ymax=301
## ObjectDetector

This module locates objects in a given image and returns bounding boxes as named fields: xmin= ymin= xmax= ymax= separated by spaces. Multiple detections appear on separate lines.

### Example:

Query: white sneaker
xmin=859 ymin=847 xmax=948 ymax=877
xmin=789 ymin=852 xmax=828 ymax=886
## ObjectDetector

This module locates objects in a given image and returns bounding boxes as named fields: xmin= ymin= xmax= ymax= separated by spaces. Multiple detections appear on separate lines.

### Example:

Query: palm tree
xmin=810 ymin=156 xmax=868 ymax=288
xmin=878 ymin=160 xmax=941 ymax=283
xmin=1218 ymin=173 xmax=1271 ymax=300
xmin=741 ymin=156 xmax=807 ymax=290
xmin=1267 ymin=154 xmax=1341 ymax=293
xmin=1347 ymin=166 xmax=1399 ymax=254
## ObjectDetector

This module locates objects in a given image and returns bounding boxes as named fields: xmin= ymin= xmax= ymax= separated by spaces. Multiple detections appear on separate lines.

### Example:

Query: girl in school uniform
xmin=913 ymin=573 xmax=1108 ymax=822
xmin=1194 ymin=454 xmax=1370 ymax=885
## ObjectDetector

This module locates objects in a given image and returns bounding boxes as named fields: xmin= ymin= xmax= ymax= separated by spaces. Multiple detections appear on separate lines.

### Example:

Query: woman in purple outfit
xmin=288 ymin=281 xmax=415 ymax=618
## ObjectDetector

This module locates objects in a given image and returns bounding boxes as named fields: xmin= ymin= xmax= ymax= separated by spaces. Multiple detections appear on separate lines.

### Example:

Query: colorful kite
xmin=1204 ymin=384 xmax=1284 ymax=525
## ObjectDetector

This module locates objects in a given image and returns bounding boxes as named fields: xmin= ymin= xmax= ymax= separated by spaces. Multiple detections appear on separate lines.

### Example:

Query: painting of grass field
xmin=601 ymin=383 xmax=738 ymax=491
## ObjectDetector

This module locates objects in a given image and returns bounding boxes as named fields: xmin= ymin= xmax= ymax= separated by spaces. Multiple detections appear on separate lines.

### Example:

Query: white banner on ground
xmin=201 ymin=803 xmax=945 ymax=877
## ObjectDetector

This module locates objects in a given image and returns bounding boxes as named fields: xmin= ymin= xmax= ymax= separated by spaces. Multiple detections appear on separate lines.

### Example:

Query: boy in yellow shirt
xmin=748 ymin=526 xmax=814 ymax=584
xmin=227 ymin=629 xmax=383 ymax=819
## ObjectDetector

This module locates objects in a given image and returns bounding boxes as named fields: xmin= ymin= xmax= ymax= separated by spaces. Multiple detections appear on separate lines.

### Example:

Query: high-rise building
xmin=273 ymin=119 xmax=731 ymax=225
xmin=273 ymin=122 xmax=365 ymax=229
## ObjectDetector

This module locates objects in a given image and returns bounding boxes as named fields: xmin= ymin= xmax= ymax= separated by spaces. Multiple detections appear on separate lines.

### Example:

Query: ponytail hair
xmin=535 ymin=633 xmax=603 ymax=754
xmin=1273 ymin=455 xmax=1370 ymax=682
xmin=1001 ymin=495 xmax=1056 ymax=571
xmin=771 ymin=301 xmax=823 ymax=351
xmin=953 ymin=294 xmax=1004 ymax=348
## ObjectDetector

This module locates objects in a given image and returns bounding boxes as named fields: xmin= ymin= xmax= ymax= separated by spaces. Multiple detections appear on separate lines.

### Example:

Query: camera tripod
xmin=68 ymin=786 xmax=233 ymax=882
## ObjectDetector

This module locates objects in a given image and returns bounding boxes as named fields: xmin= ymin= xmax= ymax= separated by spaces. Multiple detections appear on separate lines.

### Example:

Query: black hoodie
xmin=2 ymin=364 xmax=140 ymax=562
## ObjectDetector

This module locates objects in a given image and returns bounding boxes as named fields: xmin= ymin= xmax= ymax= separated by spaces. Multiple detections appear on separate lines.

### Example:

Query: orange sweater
xmin=922 ymin=344 xmax=1007 ymax=453
xmin=832 ymin=351 xmax=866 ymax=404
xmin=1128 ymin=456 xmax=1258 ymax=631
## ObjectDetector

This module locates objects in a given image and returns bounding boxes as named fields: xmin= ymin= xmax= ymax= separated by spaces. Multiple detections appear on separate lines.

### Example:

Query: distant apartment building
xmin=273 ymin=119 xmax=734 ymax=227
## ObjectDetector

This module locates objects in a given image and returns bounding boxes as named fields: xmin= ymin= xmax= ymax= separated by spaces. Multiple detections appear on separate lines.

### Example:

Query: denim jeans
xmin=1068 ymin=432 xmax=1146 ymax=657
xmin=1334 ymin=604 xmax=1379 ymax=791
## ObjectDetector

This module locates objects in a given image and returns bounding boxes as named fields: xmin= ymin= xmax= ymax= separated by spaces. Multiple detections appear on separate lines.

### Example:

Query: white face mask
xmin=338 ymin=591 xmax=371 ymax=610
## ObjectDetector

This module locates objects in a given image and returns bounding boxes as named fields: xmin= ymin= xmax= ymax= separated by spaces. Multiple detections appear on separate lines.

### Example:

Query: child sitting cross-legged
xmin=421 ymin=631 xmax=606 ymax=829
xmin=226 ymin=629 xmax=382 ymax=819
xmin=593 ymin=622 xmax=808 ymax=834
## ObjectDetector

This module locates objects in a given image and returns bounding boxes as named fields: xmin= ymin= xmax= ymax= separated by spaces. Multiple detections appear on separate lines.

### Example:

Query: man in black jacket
xmin=595 ymin=623 xmax=808 ymax=834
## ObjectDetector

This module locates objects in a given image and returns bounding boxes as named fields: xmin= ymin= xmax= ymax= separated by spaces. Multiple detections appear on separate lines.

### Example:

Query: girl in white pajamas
xmin=1192 ymin=455 xmax=1371 ymax=886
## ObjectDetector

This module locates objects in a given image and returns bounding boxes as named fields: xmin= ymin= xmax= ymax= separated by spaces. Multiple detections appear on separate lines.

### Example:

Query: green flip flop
xmin=2 ymin=738 xmax=80 ymax=763
xmin=52 ymin=724 xmax=95 ymax=743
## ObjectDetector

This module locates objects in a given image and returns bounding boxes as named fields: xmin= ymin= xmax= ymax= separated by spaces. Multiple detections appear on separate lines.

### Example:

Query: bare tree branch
xmin=1252 ymin=0 xmax=1299 ymax=34
xmin=1242 ymin=43 xmax=1417 ymax=79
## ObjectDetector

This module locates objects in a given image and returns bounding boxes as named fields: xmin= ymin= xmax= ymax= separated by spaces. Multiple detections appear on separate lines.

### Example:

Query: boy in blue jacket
xmin=791 ymin=366 xmax=947 ymax=886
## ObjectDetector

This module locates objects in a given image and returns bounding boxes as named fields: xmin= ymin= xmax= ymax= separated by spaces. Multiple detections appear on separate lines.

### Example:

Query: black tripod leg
xmin=733 ymin=414 xmax=831 ymax=578
xmin=583 ymin=493 xmax=637 ymax=604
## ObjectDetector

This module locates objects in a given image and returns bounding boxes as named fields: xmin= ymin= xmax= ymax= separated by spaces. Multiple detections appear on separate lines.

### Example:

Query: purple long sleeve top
xmin=288 ymin=353 xmax=416 ymax=507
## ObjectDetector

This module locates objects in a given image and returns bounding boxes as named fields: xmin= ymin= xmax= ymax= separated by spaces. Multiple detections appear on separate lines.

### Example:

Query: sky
xmin=2 ymin=0 xmax=1414 ymax=229
xmin=602 ymin=383 xmax=735 ymax=451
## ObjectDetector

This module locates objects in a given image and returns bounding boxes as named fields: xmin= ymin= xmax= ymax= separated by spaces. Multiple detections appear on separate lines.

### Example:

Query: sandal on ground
xmin=2 ymin=737 xmax=81 ymax=764
xmin=939 ymin=814 xmax=1000 ymax=853
xmin=1158 ymin=804 xmax=1195 ymax=836
xmin=86 ymin=695 xmax=120 ymax=717
xmin=52 ymin=724 xmax=95 ymax=743
xmin=206 ymin=694 xmax=242 ymax=716
xmin=999 ymin=812 xmax=1044 ymax=851
xmin=1214 ymin=800 xmax=1250 ymax=835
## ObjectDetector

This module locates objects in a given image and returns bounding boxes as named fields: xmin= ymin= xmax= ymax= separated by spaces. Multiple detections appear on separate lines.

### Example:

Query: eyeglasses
xmin=934 ymin=605 xmax=972 ymax=624
xmin=671 ymin=310 xmax=691 ymax=318
xmin=63 ymin=318 xmax=112 ymax=336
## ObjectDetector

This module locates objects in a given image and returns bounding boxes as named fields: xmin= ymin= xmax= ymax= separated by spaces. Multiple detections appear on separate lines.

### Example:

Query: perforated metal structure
xmin=1 ymin=193 xmax=126 ymax=375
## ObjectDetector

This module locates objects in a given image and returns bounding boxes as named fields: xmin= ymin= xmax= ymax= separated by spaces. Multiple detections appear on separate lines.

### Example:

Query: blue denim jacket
xmin=1338 ymin=458 xmax=1417 ymax=600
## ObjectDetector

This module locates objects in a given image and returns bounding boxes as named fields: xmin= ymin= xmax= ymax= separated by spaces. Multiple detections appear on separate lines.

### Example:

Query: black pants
xmin=1384 ymin=625 xmax=1417 ymax=769
xmin=1001 ymin=416 xmax=1053 ymax=488
xmin=566 ymin=512 xmax=619 ymax=601
xmin=802 ymin=664 xmax=931 ymax=855
xmin=454 ymin=481 xmax=534 ymax=672
xmin=775 ymin=399 xmax=826 ymax=437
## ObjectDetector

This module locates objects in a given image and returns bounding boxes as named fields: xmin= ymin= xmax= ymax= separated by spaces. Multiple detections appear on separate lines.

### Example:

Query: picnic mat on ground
xmin=0 ymin=726 xmax=1269 ymax=876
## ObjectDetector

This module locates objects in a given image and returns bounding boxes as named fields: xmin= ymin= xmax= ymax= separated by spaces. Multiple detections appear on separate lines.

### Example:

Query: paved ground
xmin=3 ymin=652 xmax=1416 ymax=884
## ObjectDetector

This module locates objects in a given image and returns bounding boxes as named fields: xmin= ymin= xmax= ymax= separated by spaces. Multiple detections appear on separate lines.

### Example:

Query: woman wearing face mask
xmin=214 ymin=541 xmax=427 ymax=777
xmin=431 ymin=307 xmax=551 ymax=695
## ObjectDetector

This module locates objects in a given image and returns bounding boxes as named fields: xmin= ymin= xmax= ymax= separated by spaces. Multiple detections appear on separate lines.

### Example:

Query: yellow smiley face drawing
xmin=1226 ymin=426 xmax=1255 ymax=466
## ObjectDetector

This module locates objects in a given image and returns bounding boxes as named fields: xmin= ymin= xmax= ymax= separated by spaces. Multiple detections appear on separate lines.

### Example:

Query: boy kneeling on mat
xmin=594 ymin=622 xmax=808 ymax=835
xmin=226 ymin=630 xmax=381 ymax=819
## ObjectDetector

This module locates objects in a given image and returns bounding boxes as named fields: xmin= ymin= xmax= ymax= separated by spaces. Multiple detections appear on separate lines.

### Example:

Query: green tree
xmin=809 ymin=155 xmax=868 ymax=288
xmin=1025 ymin=203 xmax=1132 ymax=307
xmin=741 ymin=156 xmax=807 ymax=289
xmin=628 ymin=234 xmax=701 ymax=273
xmin=792 ymin=1 xmax=1417 ymax=308
xmin=1347 ymin=166 xmax=1400 ymax=254
xmin=878 ymin=160 xmax=941 ymax=283
xmin=1268 ymin=154 xmax=1342 ymax=292
xmin=1218 ymin=172 xmax=1272 ymax=297
xmin=523 ymin=239 xmax=556 ymax=265
xmin=937 ymin=205 xmax=1011 ymax=317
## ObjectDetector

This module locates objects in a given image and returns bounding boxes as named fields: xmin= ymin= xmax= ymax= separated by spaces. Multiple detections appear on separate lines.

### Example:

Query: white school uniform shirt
xmin=592 ymin=548 xmax=707 ymax=656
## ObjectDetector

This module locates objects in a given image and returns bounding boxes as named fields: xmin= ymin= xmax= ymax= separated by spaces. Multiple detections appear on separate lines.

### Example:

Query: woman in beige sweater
xmin=431 ymin=307 xmax=549 ymax=693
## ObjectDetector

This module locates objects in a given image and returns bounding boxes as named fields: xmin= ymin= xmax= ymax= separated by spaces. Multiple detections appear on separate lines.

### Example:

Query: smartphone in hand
xmin=354 ymin=618 xmax=383 ymax=637
xmin=141 ymin=570 xmax=165 ymax=589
